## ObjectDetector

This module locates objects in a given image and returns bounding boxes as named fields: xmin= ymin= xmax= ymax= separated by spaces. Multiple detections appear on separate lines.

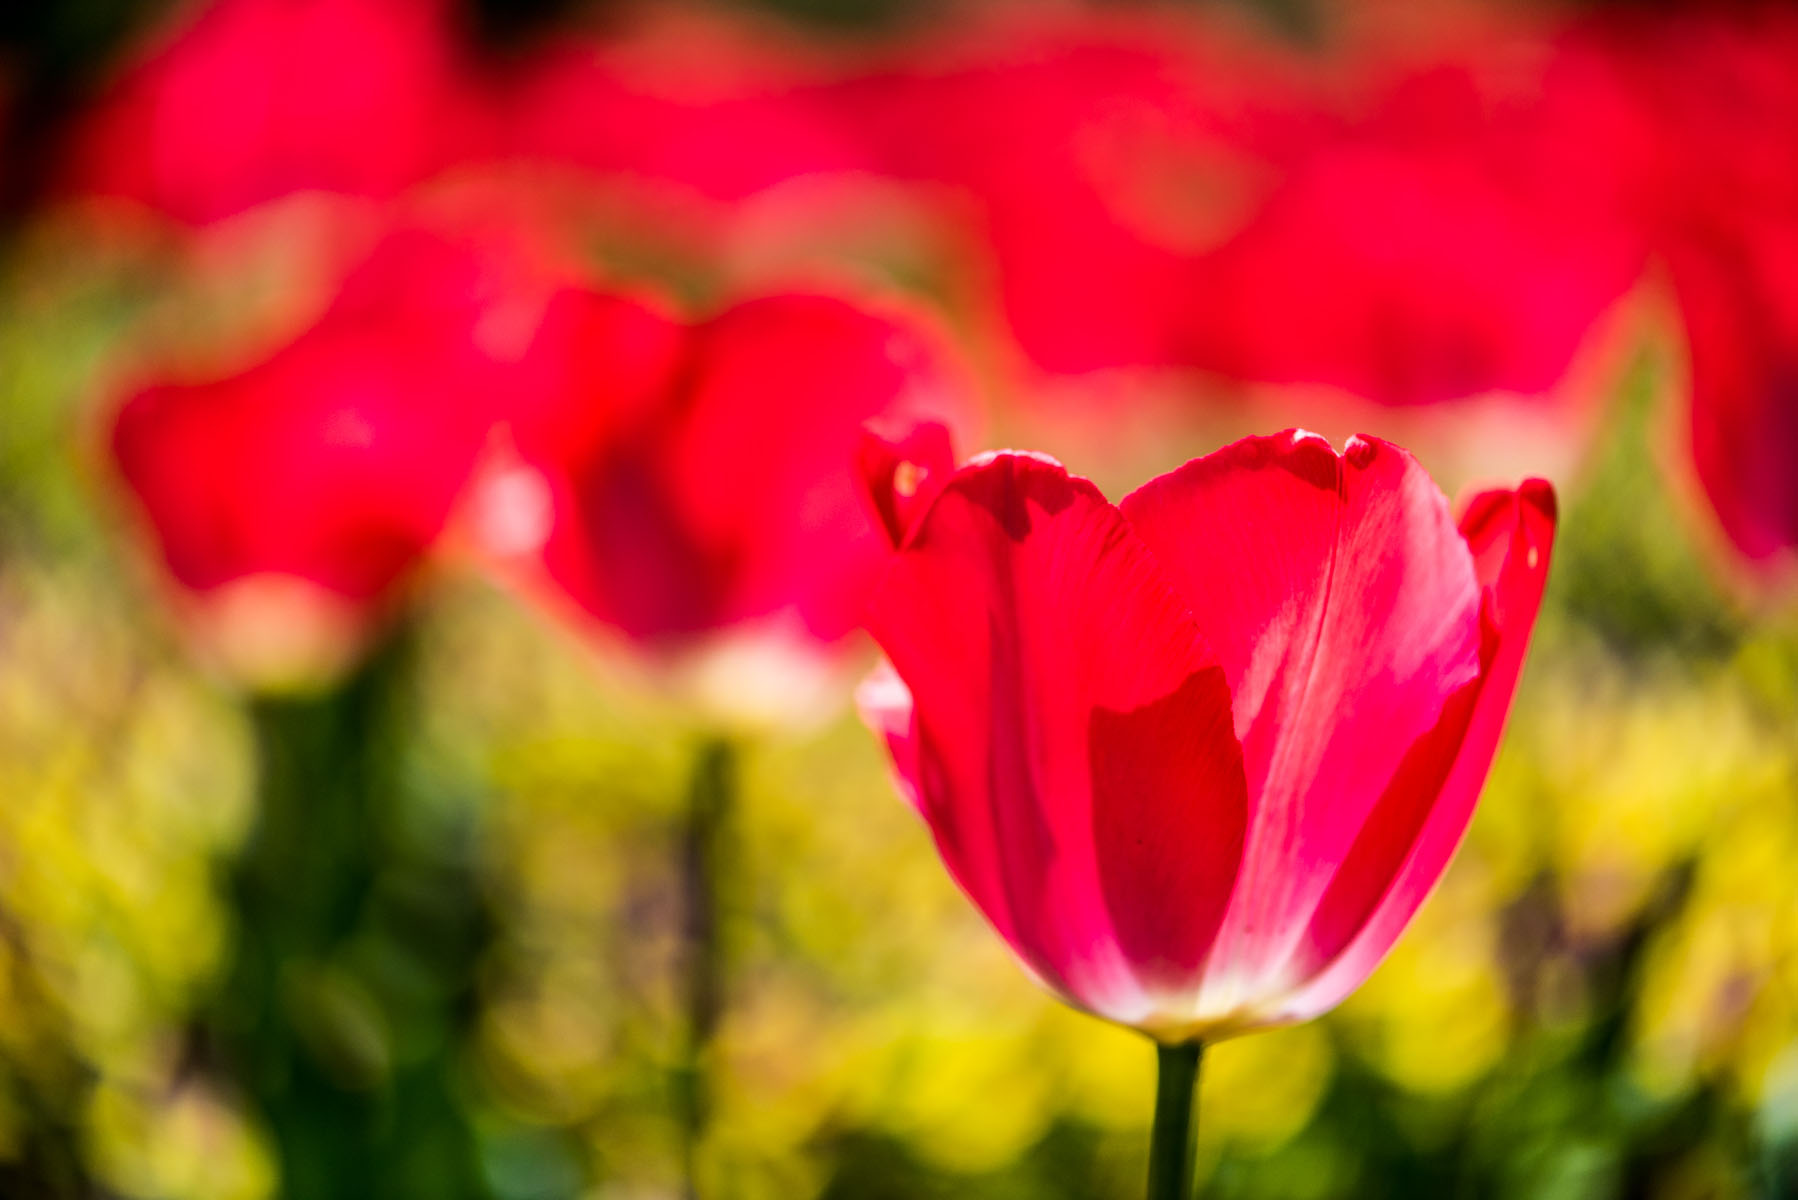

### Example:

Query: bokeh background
xmin=4 ymin=0 xmax=1798 ymax=1197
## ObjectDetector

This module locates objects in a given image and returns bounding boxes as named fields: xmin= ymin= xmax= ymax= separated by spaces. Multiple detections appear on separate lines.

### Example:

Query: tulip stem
xmin=217 ymin=630 xmax=490 ymax=1199
xmin=677 ymin=736 xmax=736 ymax=1199
xmin=1148 ymin=1040 xmax=1205 ymax=1200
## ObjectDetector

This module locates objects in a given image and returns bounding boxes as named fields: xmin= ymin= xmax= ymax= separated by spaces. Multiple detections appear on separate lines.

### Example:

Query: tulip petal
xmin=865 ymin=452 xmax=1246 ymax=1020
xmin=1118 ymin=431 xmax=1484 ymax=1010
xmin=1285 ymin=667 xmax=1485 ymax=980
xmin=1671 ymin=218 xmax=1798 ymax=570
xmin=670 ymin=295 xmax=966 ymax=641
xmin=518 ymin=292 xmax=967 ymax=646
xmin=1088 ymin=665 xmax=1245 ymax=992
xmin=1276 ymin=478 xmax=1556 ymax=1021
xmin=855 ymin=420 xmax=958 ymax=548
xmin=64 ymin=0 xmax=488 ymax=224
xmin=111 ymin=231 xmax=510 ymax=603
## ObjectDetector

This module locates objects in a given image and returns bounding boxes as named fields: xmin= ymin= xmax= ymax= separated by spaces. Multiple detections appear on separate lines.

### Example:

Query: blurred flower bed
xmin=3 ymin=0 xmax=1798 ymax=1197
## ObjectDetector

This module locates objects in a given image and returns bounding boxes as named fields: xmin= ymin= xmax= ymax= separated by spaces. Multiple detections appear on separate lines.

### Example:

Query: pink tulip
xmin=62 ymin=0 xmax=490 ymax=225
xmin=485 ymin=288 xmax=972 ymax=654
xmin=859 ymin=429 xmax=1553 ymax=1040
xmin=1579 ymin=2 xmax=1798 ymax=237
xmin=1587 ymin=3 xmax=1798 ymax=579
xmin=110 ymin=228 xmax=525 ymax=678
xmin=497 ymin=7 xmax=1645 ymax=401
xmin=1668 ymin=216 xmax=1798 ymax=579
xmin=1179 ymin=27 xmax=1650 ymax=407
xmin=496 ymin=8 xmax=1311 ymax=375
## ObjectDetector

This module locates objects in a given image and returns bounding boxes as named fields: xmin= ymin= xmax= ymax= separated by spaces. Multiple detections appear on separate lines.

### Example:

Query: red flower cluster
xmin=64 ymin=1 xmax=1615 ymax=400
xmin=66 ymin=0 xmax=1798 ymax=701
xmin=59 ymin=0 xmax=1798 ymax=580
xmin=109 ymin=229 xmax=970 ymax=687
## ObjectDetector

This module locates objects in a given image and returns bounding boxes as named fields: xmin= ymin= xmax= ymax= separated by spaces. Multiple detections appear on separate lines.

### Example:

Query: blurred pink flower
xmin=496 ymin=9 xmax=1311 ymax=373
xmin=859 ymin=430 xmax=1554 ymax=1039
xmin=1668 ymin=215 xmax=1798 ymax=578
xmin=501 ymin=17 xmax=872 ymax=206
xmin=1583 ymin=1 xmax=1798 ymax=238
xmin=61 ymin=0 xmax=491 ymax=224
xmin=483 ymin=287 xmax=974 ymax=654
xmin=110 ymin=227 xmax=530 ymax=678
xmin=497 ymin=7 xmax=1649 ymax=403
xmin=1588 ymin=3 xmax=1798 ymax=578
xmin=1180 ymin=23 xmax=1651 ymax=406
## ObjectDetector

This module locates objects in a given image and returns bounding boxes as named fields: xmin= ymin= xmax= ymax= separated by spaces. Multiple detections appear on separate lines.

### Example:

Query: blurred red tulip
xmin=1585 ymin=3 xmax=1798 ymax=579
xmin=822 ymin=15 xmax=1315 ymax=375
xmin=503 ymin=20 xmax=872 ymax=206
xmin=1580 ymin=2 xmax=1798 ymax=239
xmin=1181 ymin=28 xmax=1649 ymax=406
xmin=480 ymin=287 xmax=972 ymax=663
xmin=859 ymin=429 xmax=1553 ymax=1039
xmin=500 ymin=7 xmax=1649 ymax=402
xmin=62 ymin=0 xmax=490 ymax=224
xmin=498 ymin=8 xmax=1311 ymax=374
xmin=1667 ymin=216 xmax=1798 ymax=579
xmin=111 ymin=228 xmax=527 ymax=680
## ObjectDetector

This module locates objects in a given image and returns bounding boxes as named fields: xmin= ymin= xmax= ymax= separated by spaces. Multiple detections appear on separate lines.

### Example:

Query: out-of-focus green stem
xmin=1148 ymin=1040 xmax=1205 ymax=1200
xmin=215 ymin=631 xmax=490 ymax=1200
xmin=676 ymin=737 xmax=736 ymax=1200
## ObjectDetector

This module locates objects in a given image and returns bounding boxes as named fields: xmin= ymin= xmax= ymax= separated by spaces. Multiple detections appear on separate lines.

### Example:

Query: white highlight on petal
xmin=320 ymin=408 xmax=376 ymax=449
xmin=472 ymin=465 xmax=554 ymax=558
xmin=854 ymin=658 xmax=913 ymax=722
xmin=967 ymin=448 xmax=1066 ymax=470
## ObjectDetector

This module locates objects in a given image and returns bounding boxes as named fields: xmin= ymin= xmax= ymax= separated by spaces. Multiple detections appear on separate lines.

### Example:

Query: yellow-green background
xmin=4 ymin=207 xmax=1797 ymax=1200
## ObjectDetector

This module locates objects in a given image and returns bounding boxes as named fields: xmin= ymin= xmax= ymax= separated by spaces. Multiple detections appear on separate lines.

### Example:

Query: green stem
xmin=677 ymin=737 xmax=736 ymax=1200
xmin=225 ymin=656 xmax=389 ymax=1200
xmin=215 ymin=631 xmax=490 ymax=1199
xmin=1148 ymin=1040 xmax=1205 ymax=1200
